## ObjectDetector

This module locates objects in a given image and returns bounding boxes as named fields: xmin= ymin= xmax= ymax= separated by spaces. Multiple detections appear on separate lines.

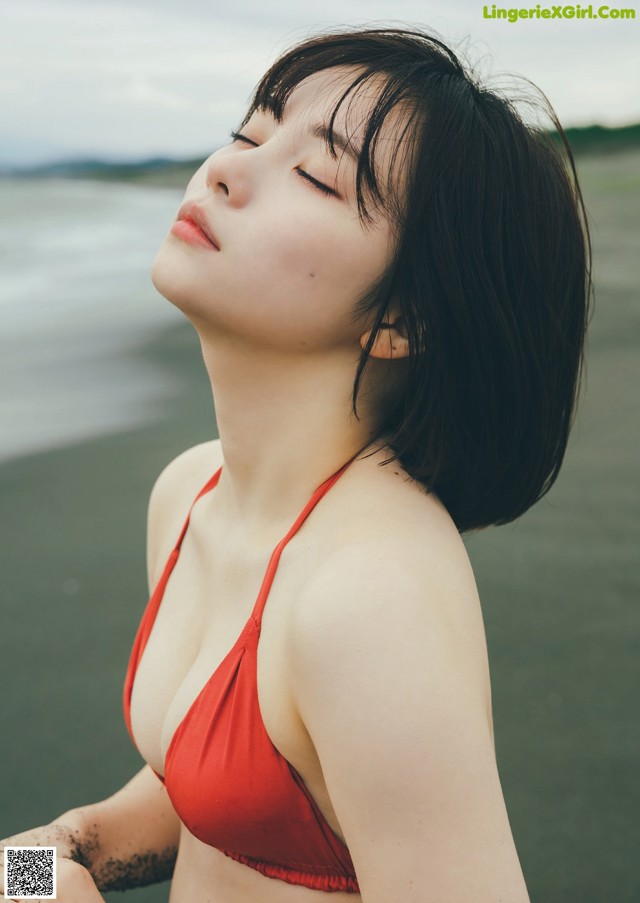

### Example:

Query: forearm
xmin=55 ymin=766 xmax=180 ymax=893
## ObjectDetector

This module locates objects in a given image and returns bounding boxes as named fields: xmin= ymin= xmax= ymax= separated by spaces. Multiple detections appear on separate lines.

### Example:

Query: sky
xmin=1 ymin=0 xmax=638 ymax=165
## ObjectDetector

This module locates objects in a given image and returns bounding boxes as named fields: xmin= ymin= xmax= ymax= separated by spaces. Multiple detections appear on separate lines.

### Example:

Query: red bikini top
xmin=122 ymin=456 xmax=360 ymax=894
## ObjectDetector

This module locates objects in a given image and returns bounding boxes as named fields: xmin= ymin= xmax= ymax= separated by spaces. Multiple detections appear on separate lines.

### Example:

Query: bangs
xmin=241 ymin=41 xmax=425 ymax=227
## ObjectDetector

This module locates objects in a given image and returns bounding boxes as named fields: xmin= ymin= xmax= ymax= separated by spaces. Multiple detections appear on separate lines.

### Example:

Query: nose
xmin=205 ymin=146 xmax=253 ymax=208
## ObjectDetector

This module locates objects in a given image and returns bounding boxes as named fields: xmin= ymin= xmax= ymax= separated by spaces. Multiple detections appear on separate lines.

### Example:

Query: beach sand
xmin=1 ymin=150 xmax=639 ymax=902
xmin=1 ymin=321 xmax=212 ymax=903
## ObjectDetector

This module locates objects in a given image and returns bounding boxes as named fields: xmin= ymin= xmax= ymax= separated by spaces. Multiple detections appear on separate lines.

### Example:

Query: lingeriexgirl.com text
xmin=483 ymin=3 xmax=635 ymax=19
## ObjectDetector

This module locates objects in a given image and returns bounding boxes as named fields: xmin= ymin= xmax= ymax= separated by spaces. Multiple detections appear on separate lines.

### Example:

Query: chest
xmin=127 ymin=516 xmax=347 ymax=846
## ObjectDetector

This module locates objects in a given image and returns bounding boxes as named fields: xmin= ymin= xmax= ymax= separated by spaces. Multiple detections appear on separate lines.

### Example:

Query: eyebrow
xmin=310 ymin=123 xmax=360 ymax=165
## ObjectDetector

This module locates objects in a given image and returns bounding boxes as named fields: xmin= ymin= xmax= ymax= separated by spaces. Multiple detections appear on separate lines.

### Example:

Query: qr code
xmin=3 ymin=846 xmax=56 ymax=899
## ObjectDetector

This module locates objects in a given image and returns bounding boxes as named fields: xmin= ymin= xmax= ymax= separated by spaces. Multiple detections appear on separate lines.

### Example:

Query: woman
xmin=1 ymin=25 xmax=590 ymax=903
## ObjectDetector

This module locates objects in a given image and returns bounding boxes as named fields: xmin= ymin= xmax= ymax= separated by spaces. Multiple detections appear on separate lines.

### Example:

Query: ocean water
xmin=0 ymin=177 xmax=189 ymax=462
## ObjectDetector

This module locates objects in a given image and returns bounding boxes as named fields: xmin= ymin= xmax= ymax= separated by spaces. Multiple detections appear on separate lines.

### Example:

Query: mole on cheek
xmin=309 ymin=272 xmax=315 ymax=278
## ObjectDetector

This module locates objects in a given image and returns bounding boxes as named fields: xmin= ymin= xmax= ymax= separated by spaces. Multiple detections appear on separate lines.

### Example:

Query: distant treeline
xmin=4 ymin=156 xmax=209 ymax=187
xmin=552 ymin=122 xmax=640 ymax=155
xmin=2 ymin=122 xmax=639 ymax=184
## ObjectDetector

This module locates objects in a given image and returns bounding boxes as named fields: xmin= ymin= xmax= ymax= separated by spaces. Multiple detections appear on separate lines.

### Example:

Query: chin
xmin=150 ymin=241 xmax=202 ymax=313
xmin=150 ymin=242 xmax=234 ymax=337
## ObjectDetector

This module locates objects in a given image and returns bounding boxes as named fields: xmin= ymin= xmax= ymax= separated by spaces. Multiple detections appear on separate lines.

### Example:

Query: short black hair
xmin=245 ymin=26 xmax=593 ymax=533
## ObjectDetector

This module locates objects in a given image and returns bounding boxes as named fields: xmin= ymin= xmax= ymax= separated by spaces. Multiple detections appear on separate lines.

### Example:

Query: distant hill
xmin=552 ymin=122 xmax=640 ymax=155
xmin=1 ymin=123 xmax=638 ymax=186
xmin=0 ymin=155 xmax=208 ymax=188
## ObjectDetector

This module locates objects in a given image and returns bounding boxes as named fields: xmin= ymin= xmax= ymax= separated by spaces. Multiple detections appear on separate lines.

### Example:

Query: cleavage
xmin=156 ymin=532 xmax=272 ymax=763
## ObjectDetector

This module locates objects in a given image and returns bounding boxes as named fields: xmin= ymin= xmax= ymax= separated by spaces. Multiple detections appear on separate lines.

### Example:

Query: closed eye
xmin=294 ymin=168 xmax=337 ymax=197
xmin=229 ymin=130 xmax=338 ymax=198
xmin=229 ymin=130 xmax=258 ymax=147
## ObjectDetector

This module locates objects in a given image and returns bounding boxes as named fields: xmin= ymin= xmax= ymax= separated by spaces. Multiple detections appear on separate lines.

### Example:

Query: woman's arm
xmin=69 ymin=764 xmax=181 ymax=891
xmin=0 ymin=765 xmax=180 ymax=895
xmin=289 ymin=537 xmax=530 ymax=902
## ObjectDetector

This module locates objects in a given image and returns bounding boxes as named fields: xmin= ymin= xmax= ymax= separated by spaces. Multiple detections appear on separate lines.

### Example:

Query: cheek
xmin=262 ymin=212 xmax=385 ymax=307
xmin=152 ymin=190 xmax=390 ymax=351
xmin=225 ymin=210 xmax=391 ymax=349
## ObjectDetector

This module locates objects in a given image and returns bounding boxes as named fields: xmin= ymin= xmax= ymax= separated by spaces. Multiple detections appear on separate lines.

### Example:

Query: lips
xmin=175 ymin=202 xmax=220 ymax=249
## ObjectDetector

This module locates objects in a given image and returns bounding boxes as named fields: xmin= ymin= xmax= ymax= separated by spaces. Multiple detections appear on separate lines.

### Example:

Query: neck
xmin=195 ymin=327 xmax=385 ymax=535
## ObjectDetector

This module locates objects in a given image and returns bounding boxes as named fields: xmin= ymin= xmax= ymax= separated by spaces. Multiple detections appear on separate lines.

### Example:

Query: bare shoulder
xmin=146 ymin=439 xmax=223 ymax=590
xmin=291 ymin=468 xmax=492 ymax=726
xmin=148 ymin=438 xmax=223 ymax=513
xmin=286 ymin=481 xmax=529 ymax=900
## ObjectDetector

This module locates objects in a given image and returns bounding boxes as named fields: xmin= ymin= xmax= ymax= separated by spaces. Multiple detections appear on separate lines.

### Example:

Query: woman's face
xmin=151 ymin=68 xmax=399 ymax=354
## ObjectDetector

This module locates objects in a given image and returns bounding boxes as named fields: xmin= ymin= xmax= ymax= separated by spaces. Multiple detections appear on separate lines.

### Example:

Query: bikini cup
xmin=123 ymin=455 xmax=362 ymax=893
